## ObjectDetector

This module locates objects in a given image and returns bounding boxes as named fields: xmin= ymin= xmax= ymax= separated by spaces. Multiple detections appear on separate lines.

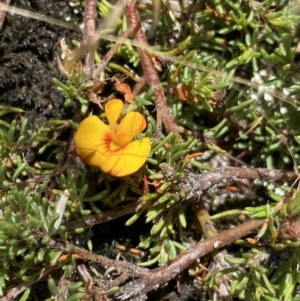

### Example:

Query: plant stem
xmin=124 ymin=0 xmax=180 ymax=134
xmin=83 ymin=0 xmax=97 ymax=75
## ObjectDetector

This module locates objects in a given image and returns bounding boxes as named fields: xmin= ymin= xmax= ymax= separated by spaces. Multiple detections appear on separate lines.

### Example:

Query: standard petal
xmin=115 ymin=112 xmax=147 ymax=146
xmin=105 ymin=99 xmax=123 ymax=141
xmin=74 ymin=116 xmax=111 ymax=167
xmin=100 ymin=137 xmax=151 ymax=177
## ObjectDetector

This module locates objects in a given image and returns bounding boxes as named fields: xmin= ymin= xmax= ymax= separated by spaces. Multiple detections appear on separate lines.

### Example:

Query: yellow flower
xmin=74 ymin=99 xmax=151 ymax=177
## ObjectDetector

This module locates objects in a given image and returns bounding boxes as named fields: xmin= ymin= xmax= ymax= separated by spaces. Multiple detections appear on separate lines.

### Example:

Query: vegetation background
xmin=1 ymin=0 xmax=300 ymax=300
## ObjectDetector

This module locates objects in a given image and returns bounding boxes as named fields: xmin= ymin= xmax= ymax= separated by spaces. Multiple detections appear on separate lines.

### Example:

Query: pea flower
xmin=75 ymin=99 xmax=151 ymax=177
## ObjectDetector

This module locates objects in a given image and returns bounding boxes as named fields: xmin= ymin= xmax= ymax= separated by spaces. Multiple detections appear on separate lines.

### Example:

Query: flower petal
xmin=100 ymin=137 xmax=151 ymax=177
xmin=75 ymin=116 xmax=111 ymax=167
xmin=105 ymin=99 xmax=123 ymax=141
xmin=115 ymin=112 xmax=147 ymax=146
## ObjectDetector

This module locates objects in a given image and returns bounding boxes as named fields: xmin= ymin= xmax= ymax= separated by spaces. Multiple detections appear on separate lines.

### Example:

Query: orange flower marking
xmin=75 ymin=99 xmax=151 ymax=177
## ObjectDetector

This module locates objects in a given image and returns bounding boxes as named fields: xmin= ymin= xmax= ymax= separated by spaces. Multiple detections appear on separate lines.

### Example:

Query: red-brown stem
xmin=124 ymin=0 xmax=179 ymax=134
xmin=147 ymin=219 xmax=264 ymax=285
xmin=83 ymin=0 xmax=97 ymax=75
xmin=117 ymin=219 xmax=265 ymax=298
xmin=63 ymin=201 xmax=140 ymax=230
xmin=132 ymin=77 xmax=147 ymax=97
xmin=0 ymin=0 xmax=11 ymax=31
xmin=93 ymin=26 xmax=135 ymax=79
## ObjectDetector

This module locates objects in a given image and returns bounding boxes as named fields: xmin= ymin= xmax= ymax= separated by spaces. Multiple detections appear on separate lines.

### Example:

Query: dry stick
xmin=70 ymin=244 xmax=148 ymax=287
xmin=0 ymin=0 xmax=11 ymax=31
xmin=116 ymin=219 xmax=265 ymax=299
xmin=4 ymin=222 xmax=264 ymax=300
xmin=63 ymin=201 xmax=141 ymax=231
xmin=63 ymin=166 xmax=298 ymax=231
xmin=2 ymin=266 xmax=56 ymax=301
xmin=93 ymin=27 xmax=135 ymax=79
xmin=124 ymin=0 xmax=180 ymax=134
xmin=132 ymin=77 xmax=147 ymax=97
xmin=196 ymin=166 xmax=298 ymax=192
xmin=83 ymin=0 xmax=97 ymax=75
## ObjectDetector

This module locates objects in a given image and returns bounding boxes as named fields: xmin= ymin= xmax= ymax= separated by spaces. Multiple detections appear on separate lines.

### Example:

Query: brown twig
xmin=0 ymin=0 xmax=11 ymax=31
xmin=59 ymin=219 xmax=264 ymax=300
xmin=195 ymin=166 xmax=298 ymax=192
xmin=116 ymin=219 xmax=265 ymax=300
xmin=124 ymin=0 xmax=180 ymax=134
xmin=132 ymin=77 xmax=147 ymax=97
xmin=93 ymin=26 xmax=135 ymax=79
xmin=85 ymin=0 xmax=182 ymax=134
xmin=69 ymin=244 xmax=148 ymax=288
xmin=63 ymin=201 xmax=141 ymax=231
xmin=4 ymin=217 xmax=264 ymax=301
xmin=83 ymin=0 xmax=97 ymax=75
xmin=63 ymin=166 xmax=297 ymax=231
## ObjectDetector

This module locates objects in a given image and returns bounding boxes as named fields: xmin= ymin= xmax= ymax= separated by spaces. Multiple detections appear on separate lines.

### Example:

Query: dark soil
xmin=0 ymin=0 xmax=81 ymax=119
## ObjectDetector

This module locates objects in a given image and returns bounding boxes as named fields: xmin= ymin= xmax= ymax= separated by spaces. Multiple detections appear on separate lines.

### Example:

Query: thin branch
xmin=0 ymin=0 xmax=10 ymax=31
xmin=63 ymin=201 xmax=140 ymax=230
xmin=83 ymin=0 xmax=97 ymax=75
xmin=132 ymin=77 xmax=147 ymax=97
xmin=116 ymin=219 xmax=265 ymax=300
xmin=195 ymin=166 xmax=298 ymax=192
xmin=60 ymin=219 xmax=265 ymax=300
xmin=63 ymin=167 xmax=297 ymax=231
xmin=93 ymin=26 xmax=135 ymax=79
xmin=72 ymin=245 xmax=148 ymax=287
xmin=124 ymin=0 xmax=180 ymax=134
